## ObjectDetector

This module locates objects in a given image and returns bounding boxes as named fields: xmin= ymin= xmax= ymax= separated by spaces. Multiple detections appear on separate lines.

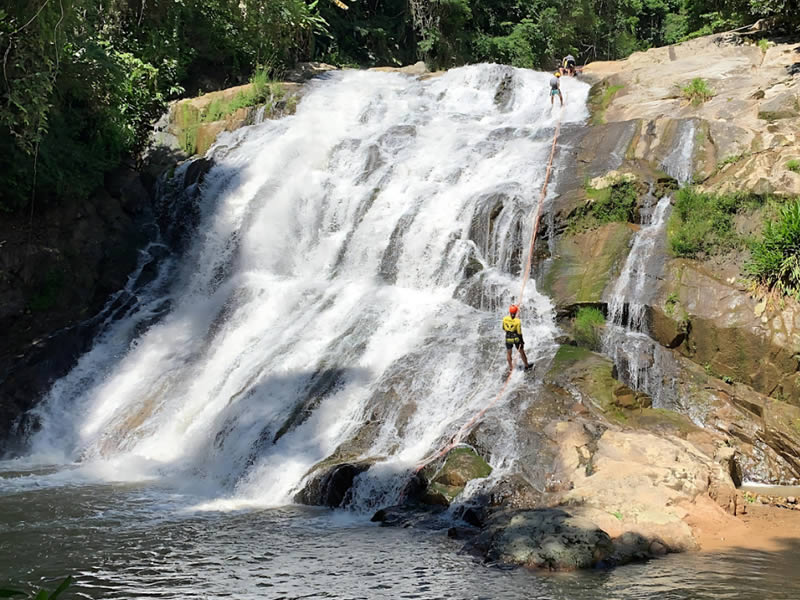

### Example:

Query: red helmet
xmin=509 ymin=304 xmax=519 ymax=315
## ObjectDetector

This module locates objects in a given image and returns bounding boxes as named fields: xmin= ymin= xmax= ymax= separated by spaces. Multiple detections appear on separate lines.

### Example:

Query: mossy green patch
xmin=626 ymin=407 xmax=702 ymax=435
xmin=551 ymin=344 xmax=594 ymax=370
xmin=543 ymin=222 xmax=633 ymax=306
xmin=589 ymin=84 xmax=624 ymax=125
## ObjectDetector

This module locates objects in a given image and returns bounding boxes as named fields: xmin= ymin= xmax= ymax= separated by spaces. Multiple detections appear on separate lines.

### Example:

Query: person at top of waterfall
xmin=549 ymin=72 xmax=563 ymax=107
xmin=562 ymin=54 xmax=576 ymax=76
xmin=503 ymin=304 xmax=533 ymax=371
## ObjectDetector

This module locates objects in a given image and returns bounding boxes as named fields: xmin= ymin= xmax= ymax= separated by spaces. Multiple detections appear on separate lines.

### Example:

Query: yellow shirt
xmin=502 ymin=316 xmax=522 ymax=340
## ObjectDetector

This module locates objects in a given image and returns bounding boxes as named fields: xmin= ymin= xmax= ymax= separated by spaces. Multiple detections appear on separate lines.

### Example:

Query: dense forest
xmin=1 ymin=0 xmax=797 ymax=213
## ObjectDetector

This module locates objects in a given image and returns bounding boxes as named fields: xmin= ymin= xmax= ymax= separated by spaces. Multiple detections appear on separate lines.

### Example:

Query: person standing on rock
xmin=503 ymin=305 xmax=533 ymax=371
xmin=549 ymin=72 xmax=563 ymax=107
xmin=562 ymin=54 xmax=576 ymax=76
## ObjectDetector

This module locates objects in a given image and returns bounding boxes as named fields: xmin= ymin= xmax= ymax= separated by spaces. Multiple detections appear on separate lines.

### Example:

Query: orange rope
xmin=414 ymin=106 xmax=564 ymax=474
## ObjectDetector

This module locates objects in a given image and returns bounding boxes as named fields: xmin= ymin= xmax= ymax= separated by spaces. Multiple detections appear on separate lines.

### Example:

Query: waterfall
xmin=602 ymin=120 xmax=695 ymax=405
xmin=27 ymin=66 xmax=589 ymax=510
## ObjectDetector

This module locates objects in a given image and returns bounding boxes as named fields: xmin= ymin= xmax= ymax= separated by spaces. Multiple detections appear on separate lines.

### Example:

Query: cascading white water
xmin=602 ymin=120 xmax=695 ymax=404
xmin=603 ymin=196 xmax=672 ymax=395
xmin=27 ymin=66 xmax=589 ymax=510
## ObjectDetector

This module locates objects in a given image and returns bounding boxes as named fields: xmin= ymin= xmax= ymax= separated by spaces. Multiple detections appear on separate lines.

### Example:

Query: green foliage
xmin=665 ymin=292 xmax=679 ymax=316
xmin=667 ymin=187 xmax=763 ymax=257
xmin=0 ymin=576 xmax=72 ymax=599
xmin=758 ymin=38 xmax=769 ymax=53
xmin=680 ymin=77 xmax=715 ymax=106
xmin=745 ymin=198 xmax=800 ymax=301
xmin=786 ymin=159 xmax=800 ymax=173
xmin=573 ymin=306 xmax=606 ymax=350
xmin=0 ymin=1 xmax=323 ymax=212
xmin=580 ymin=179 xmax=639 ymax=227
xmin=177 ymin=69 xmax=283 ymax=155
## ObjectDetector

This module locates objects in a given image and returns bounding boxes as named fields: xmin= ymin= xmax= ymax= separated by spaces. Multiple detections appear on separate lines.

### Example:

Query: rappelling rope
xmin=413 ymin=104 xmax=565 ymax=474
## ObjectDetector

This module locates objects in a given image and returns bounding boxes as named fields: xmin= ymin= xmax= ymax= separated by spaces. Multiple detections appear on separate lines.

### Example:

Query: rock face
xmin=582 ymin=32 xmax=800 ymax=196
xmin=0 ymin=167 xmax=157 ymax=452
xmin=649 ymin=259 xmax=800 ymax=404
xmin=542 ymin=222 xmax=634 ymax=306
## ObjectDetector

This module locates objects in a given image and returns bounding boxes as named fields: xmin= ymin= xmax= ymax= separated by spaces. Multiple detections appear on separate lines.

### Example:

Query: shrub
xmin=579 ymin=178 xmax=638 ymax=228
xmin=787 ymin=159 xmax=800 ymax=173
xmin=745 ymin=198 xmax=800 ymax=301
xmin=667 ymin=187 xmax=762 ymax=257
xmin=680 ymin=77 xmax=715 ymax=106
xmin=573 ymin=306 xmax=606 ymax=350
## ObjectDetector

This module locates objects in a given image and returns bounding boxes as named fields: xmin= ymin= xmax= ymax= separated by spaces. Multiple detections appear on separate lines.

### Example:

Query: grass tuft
xmin=573 ymin=306 xmax=606 ymax=351
xmin=787 ymin=159 xmax=800 ymax=173
xmin=745 ymin=198 xmax=800 ymax=301
xmin=667 ymin=187 xmax=763 ymax=257
xmin=680 ymin=77 xmax=715 ymax=106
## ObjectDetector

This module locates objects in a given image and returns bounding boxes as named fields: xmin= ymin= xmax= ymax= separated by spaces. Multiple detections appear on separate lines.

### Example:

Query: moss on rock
xmin=543 ymin=222 xmax=634 ymax=307
xmin=421 ymin=446 xmax=492 ymax=506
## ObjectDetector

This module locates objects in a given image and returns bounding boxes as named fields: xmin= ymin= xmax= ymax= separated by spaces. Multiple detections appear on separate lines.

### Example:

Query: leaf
xmin=0 ymin=590 xmax=27 ymax=598
xmin=48 ymin=577 xmax=73 ymax=600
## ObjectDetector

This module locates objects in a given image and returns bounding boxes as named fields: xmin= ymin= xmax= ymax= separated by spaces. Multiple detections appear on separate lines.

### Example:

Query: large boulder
xmin=420 ymin=446 xmax=492 ymax=506
xmin=471 ymin=509 xmax=614 ymax=570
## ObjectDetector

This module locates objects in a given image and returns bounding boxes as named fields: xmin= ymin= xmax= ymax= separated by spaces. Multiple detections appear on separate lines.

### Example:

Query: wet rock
xmin=284 ymin=62 xmax=338 ymax=83
xmin=651 ymin=259 xmax=800 ymax=404
xmin=470 ymin=508 xmax=614 ymax=570
xmin=448 ymin=526 xmax=479 ymax=540
xmin=295 ymin=461 xmax=372 ymax=507
xmin=420 ymin=446 xmax=492 ymax=506
xmin=371 ymin=504 xmax=446 ymax=528
xmin=494 ymin=72 xmax=515 ymax=111
xmin=542 ymin=223 xmax=634 ymax=308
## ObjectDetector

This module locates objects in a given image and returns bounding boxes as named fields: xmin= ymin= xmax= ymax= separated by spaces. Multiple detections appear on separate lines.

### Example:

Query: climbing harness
xmin=414 ymin=104 xmax=565 ymax=474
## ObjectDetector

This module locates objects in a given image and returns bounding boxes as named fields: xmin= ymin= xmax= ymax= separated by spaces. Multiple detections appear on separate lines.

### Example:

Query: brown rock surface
xmin=582 ymin=32 xmax=800 ymax=195
xmin=649 ymin=259 xmax=800 ymax=404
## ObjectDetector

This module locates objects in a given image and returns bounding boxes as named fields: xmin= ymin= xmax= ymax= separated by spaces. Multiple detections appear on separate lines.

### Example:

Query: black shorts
xmin=505 ymin=340 xmax=523 ymax=350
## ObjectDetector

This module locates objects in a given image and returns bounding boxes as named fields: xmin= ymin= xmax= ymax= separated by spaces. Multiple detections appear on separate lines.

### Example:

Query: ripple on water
xmin=2 ymin=481 xmax=800 ymax=599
